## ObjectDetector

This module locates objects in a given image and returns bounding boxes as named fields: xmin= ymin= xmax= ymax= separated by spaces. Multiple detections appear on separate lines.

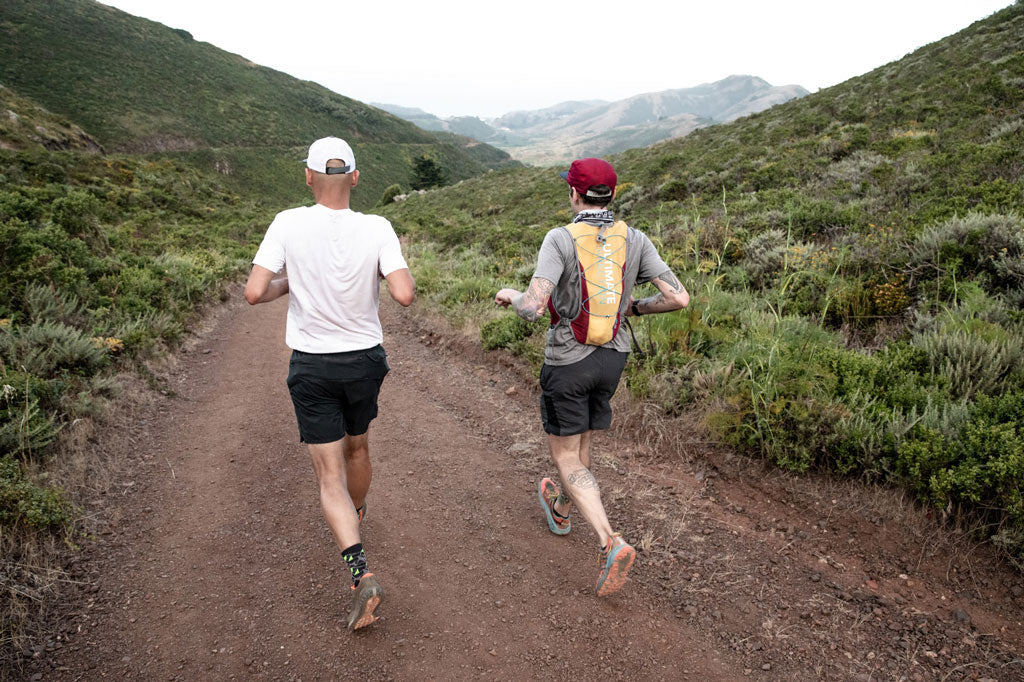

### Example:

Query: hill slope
xmin=0 ymin=85 xmax=104 ymax=153
xmin=0 ymin=0 xmax=517 ymax=206
xmin=380 ymin=5 xmax=1024 ymax=559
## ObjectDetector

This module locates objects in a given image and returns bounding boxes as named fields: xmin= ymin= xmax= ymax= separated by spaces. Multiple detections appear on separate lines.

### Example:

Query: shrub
xmin=377 ymin=183 xmax=403 ymax=207
xmin=0 ymin=456 xmax=71 ymax=531
xmin=0 ymin=190 xmax=43 ymax=222
xmin=0 ymin=380 xmax=58 ymax=458
xmin=0 ymin=320 xmax=108 ymax=378
xmin=911 ymin=329 xmax=1024 ymax=399
xmin=740 ymin=229 xmax=787 ymax=287
xmin=22 ymin=282 xmax=86 ymax=327
xmin=897 ymin=392 xmax=1024 ymax=548
xmin=50 ymin=190 xmax=103 ymax=240
xmin=909 ymin=212 xmax=1024 ymax=295
xmin=481 ymin=314 xmax=534 ymax=350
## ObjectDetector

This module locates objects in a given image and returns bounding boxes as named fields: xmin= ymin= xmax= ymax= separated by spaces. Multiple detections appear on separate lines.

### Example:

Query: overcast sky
xmin=101 ymin=0 xmax=1011 ymax=119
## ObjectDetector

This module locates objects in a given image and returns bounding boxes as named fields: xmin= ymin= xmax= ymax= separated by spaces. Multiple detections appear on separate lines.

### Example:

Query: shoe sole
xmin=537 ymin=479 xmax=570 ymax=536
xmin=348 ymin=582 xmax=383 ymax=630
xmin=596 ymin=543 xmax=636 ymax=597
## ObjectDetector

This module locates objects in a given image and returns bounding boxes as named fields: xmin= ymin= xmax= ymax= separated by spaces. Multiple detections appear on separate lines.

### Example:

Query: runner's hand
xmin=495 ymin=289 xmax=519 ymax=307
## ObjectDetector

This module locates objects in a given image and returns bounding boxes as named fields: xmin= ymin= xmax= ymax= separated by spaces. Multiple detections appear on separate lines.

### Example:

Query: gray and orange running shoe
xmin=538 ymin=477 xmax=571 ymax=535
xmin=595 ymin=533 xmax=636 ymax=596
xmin=348 ymin=573 xmax=383 ymax=630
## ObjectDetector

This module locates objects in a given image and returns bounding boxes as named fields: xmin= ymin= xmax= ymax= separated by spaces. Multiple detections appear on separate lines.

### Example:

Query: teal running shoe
xmin=538 ymin=477 xmax=571 ymax=535
xmin=595 ymin=533 xmax=636 ymax=596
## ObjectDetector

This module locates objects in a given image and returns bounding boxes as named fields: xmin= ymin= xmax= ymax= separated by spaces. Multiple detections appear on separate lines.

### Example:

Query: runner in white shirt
xmin=244 ymin=137 xmax=414 ymax=630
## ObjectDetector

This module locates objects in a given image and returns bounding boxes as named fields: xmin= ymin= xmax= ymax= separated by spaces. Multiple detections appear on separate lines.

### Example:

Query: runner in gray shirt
xmin=496 ymin=157 xmax=689 ymax=596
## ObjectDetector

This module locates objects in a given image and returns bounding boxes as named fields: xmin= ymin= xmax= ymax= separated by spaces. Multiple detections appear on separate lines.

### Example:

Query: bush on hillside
xmin=0 ymin=147 xmax=269 ymax=539
xmin=911 ymin=330 xmax=1024 ymax=400
xmin=897 ymin=392 xmax=1024 ymax=540
xmin=910 ymin=213 xmax=1024 ymax=294
xmin=0 ymin=456 xmax=71 ymax=532
xmin=481 ymin=314 xmax=534 ymax=351
xmin=377 ymin=183 xmax=403 ymax=207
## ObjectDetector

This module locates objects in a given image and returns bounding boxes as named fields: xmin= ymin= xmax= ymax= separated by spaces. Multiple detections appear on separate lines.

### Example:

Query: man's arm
xmin=244 ymin=265 xmax=289 ymax=305
xmin=628 ymin=269 xmax=689 ymax=315
xmin=495 ymin=277 xmax=555 ymax=322
xmin=384 ymin=268 xmax=415 ymax=307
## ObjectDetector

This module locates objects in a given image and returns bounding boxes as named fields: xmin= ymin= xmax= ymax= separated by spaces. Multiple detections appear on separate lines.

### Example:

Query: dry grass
xmin=0 ymin=530 xmax=67 ymax=671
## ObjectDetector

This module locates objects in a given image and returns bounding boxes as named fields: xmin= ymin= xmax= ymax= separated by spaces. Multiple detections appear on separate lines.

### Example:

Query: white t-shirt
xmin=252 ymin=204 xmax=408 ymax=353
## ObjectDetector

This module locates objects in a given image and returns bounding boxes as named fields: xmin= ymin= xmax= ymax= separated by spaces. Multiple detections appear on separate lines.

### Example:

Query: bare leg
xmin=308 ymin=440 xmax=360 ymax=551
xmin=553 ymin=430 xmax=592 ymax=519
xmin=548 ymin=432 xmax=613 ymax=546
xmin=343 ymin=433 xmax=371 ymax=510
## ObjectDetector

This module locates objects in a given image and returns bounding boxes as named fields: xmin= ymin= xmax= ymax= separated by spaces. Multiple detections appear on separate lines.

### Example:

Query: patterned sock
xmin=341 ymin=543 xmax=368 ymax=586
xmin=554 ymin=493 xmax=571 ymax=518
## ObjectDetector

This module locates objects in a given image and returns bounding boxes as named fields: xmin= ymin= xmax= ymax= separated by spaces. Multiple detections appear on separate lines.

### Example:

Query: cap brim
xmin=560 ymin=171 xmax=569 ymax=181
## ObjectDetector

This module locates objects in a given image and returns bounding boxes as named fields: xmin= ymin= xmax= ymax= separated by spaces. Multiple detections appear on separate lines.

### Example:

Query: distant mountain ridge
xmin=376 ymin=76 xmax=808 ymax=165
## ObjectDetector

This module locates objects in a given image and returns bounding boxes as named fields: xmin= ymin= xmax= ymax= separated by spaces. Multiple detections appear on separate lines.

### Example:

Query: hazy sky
xmin=101 ymin=0 xmax=1011 ymax=118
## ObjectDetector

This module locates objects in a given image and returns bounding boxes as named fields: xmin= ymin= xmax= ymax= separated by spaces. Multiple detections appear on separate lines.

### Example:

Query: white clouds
xmin=100 ymin=0 xmax=1012 ymax=117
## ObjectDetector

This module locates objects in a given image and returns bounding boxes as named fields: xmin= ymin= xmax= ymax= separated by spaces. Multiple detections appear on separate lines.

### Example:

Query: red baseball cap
xmin=560 ymin=158 xmax=617 ymax=199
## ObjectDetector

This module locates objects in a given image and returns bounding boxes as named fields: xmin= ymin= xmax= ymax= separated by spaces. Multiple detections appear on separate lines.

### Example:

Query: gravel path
xmin=33 ymin=293 xmax=1024 ymax=681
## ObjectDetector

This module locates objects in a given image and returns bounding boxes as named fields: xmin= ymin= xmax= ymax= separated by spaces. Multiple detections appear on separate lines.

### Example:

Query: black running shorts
xmin=539 ymin=347 xmax=629 ymax=436
xmin=286 ymin=345 xmax=390 ymax=444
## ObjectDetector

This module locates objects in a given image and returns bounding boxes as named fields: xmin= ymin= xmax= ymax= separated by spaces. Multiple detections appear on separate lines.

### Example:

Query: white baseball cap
xmin=305 ymin=136 xmax=356 ymax=174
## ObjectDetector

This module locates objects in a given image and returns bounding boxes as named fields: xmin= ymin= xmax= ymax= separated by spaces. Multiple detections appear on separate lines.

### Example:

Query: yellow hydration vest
xmin=548 ymin=220 xmax=628 ymax=345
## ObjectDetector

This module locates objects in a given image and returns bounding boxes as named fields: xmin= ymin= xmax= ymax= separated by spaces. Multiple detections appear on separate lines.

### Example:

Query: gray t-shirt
xmin=532 ymin=220 xmax=670 ymax=366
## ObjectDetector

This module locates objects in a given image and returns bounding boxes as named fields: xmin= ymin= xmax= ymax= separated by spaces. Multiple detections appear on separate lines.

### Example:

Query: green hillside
xmin=2 ymin=0 xmax=416 ymax=148
xmin=0 ymin=0 xmax=517 ymax=208
xmin=0 ymin=85 xmax=104 ymax=153
xmin=382 ymin=4 xmax=1024 ymax=560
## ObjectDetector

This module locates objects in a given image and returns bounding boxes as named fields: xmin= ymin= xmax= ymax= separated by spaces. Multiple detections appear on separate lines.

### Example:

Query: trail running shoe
xmin=595 ymin=533 xmax=636 ymax=597
xmin=356 ymin=502 xmax=366 ymax=523
xmin=347 ymin=573 xmax=383 ymax=630
xmin=538 ymin=477 xmax=571 ymax=535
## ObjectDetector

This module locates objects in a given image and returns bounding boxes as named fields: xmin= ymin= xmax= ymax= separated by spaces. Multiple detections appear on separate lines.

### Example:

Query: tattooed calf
xmin=567 ymin=467 xmax=600 ymax=490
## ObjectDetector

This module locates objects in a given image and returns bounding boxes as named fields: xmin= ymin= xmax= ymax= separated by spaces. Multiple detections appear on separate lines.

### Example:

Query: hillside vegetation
xmin=0 ymin=92 xmax=281 ymax=652
xmin=0 ymin=143 xmax=272 ymax=524
xmin=382 ymin=4 xmax=1024 ymax=561
xmin=0 ymin=85 xmax=104 ymax=153
xmin=0 ymin=0 xmax=517 ymax=208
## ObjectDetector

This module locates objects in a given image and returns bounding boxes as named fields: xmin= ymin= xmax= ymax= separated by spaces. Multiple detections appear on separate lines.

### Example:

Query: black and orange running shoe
xmin=348 ymin=573 xmax=383 ymax=630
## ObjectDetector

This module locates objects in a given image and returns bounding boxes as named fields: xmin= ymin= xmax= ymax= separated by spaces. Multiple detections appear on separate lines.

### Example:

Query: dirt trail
xmin=41 ymin=296 xmax=735 ymax=681
xmin=33 ymin=293 xmax=1024 ymax=681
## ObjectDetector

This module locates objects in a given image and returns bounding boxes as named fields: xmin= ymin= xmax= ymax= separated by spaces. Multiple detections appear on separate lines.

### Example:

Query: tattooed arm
xmin=628 ymin=269 xmax=689 ymax=316
xmin=495 ymin=277 xmax=555 ymax=322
